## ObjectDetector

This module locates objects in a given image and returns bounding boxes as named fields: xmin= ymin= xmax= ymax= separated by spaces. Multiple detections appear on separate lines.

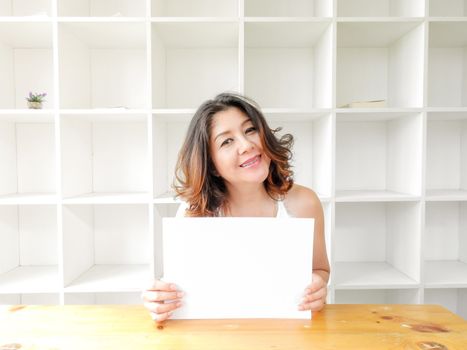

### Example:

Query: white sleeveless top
xmin=175 ymin=200 xmax=291 ymax=218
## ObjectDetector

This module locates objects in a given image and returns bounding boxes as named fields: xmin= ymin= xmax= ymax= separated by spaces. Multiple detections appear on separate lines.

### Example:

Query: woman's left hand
xmin=298 ymin=272 xmax=327 ymax=312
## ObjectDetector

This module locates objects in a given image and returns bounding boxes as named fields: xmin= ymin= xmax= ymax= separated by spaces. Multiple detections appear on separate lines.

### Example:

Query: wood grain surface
xmin=1 ymin=304 xmax=466 ymax=349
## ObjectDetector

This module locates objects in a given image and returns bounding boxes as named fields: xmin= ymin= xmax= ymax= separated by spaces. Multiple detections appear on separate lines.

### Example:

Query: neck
xmin=223 ymin=182 xmax=276 ymax=217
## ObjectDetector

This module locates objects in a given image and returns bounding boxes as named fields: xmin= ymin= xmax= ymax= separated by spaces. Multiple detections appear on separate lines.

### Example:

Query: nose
xmin=237 ymin=135 xmax=254 ymax=154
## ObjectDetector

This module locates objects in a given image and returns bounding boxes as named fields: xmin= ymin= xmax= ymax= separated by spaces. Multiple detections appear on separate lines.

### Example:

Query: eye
xmin=245 ymin=126 xmax=256 ymax=134
xmin=220 ymin=138 xmax=233 ymax=147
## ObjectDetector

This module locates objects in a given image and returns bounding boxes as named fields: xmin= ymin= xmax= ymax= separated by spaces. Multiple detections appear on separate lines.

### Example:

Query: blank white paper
xmin=162 ymin=217 xmax=314 ymax=319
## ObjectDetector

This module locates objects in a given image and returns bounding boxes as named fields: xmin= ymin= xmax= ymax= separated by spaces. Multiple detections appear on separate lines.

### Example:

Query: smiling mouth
xmin=240 ymin=155 xmax=261 ymax=168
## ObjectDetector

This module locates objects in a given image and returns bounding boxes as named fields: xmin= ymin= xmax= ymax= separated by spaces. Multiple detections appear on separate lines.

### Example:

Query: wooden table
xmin=1 ymin=304 xmax=466 ymax=349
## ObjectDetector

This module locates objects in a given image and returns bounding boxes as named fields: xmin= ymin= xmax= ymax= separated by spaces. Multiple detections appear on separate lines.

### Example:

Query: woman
xmin=142 ymin=92 xmax=330 ymax=322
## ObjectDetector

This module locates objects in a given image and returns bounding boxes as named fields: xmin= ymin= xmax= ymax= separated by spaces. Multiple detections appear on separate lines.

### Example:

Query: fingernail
xmin=176 ymin=302 xmax=182 ymax=308
xmin=170 ymin=284 xmax=178 ymax=291
xmin=167 ymin=311 xmax=172 ymax=317
xmin=177 ymin=292 xmax=184 ymax=298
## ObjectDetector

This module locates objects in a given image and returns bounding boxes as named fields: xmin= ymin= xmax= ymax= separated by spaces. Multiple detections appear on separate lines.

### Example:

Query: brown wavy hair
xmin=173 ymin=92 xmax=294 ymax=217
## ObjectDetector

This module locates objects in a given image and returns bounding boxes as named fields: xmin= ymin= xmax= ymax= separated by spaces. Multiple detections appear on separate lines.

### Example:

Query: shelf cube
xmin=425 ymin=289 xmax=467 ymax=320
xmin=0 ymin=23 xmax=53 ymax=109
xmin=424 ymin=202 xmax=467 ymax=287
xmin=59 ymin=22 xmax=147 ymax=109
xmin=334 ymin=202 xmax=421 ymax=288
xmin=337 ymin=21 xmax=424 ymax=108
xmin=426 ymin=112 xmax=467 ymax=198
xmin=336 ymin=112 xmax=423 ymax=199
xmin=152 ymin=22 xmax=239 ymax=109
xmin=0 ymin=114 xmax=56 ymax=200
xmin=0 ymin=205 xmax=59 ymax=294
xmin=62 ymin=204 xmax=150 ymax=292
xmin=61 ymin=113 xmax=149 ymax=201
xmin=245 ymin=21 xmax=332 ymax=109
xmin=429 ymin=22 xmax=467 ymax=107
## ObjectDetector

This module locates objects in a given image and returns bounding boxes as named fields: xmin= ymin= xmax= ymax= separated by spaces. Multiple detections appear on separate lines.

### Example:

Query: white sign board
xmin=162 ymin=217 xmax=314 ymax=319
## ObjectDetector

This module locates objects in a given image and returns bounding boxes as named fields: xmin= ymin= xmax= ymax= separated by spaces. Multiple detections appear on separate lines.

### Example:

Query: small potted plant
xmin=26 ymin=92 xmax=47 ymax=109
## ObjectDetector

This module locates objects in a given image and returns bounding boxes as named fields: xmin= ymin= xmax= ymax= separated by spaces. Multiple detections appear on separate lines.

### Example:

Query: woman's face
xmin=209 ymin=107 xmax=271 ymax=187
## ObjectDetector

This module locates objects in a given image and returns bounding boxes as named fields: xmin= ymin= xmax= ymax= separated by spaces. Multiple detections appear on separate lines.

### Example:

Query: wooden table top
xmin=1 ymin=304 xmax=466 ymax=350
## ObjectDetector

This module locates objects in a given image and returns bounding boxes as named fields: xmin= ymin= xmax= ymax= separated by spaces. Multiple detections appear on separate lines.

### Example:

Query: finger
xmin=302 ymin=287 xmax=327 ymax=303
xmin=143 ymin=290 xmax=184 ymax=302
xmin=308 ymin=275 xmax=324 ymax=292
xmin=299 ymin=299 xmax=325 ymax=312
xmin=151 ymin=311 xmax=173 ymax=323
xmin=144 ymin=300 xmax=182 ymax=315
xmin=146 ymin=279 xmax=179 ymax=292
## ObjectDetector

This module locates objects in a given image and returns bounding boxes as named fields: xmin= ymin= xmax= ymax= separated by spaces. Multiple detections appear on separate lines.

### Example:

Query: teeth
xmin=241 ymin=156 xmax=258 ymax=168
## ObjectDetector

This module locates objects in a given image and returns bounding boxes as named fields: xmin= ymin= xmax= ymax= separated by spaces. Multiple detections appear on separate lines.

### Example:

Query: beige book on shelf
xmin=339 ymin=99 xmax=387 ymax=108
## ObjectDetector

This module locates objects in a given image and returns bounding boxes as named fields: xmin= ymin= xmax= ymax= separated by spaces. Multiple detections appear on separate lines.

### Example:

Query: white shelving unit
xmin=0 ymin=0 xmax=466 ymax=319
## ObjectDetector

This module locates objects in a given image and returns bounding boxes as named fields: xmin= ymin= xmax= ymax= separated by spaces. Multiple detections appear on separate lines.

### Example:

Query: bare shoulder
xmin=283 ymin=184 xmax=323 ymax=218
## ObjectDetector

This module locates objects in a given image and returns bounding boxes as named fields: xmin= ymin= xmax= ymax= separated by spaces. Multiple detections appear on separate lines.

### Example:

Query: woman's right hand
xmin=142 ymin=280 xmax=184 ymax=322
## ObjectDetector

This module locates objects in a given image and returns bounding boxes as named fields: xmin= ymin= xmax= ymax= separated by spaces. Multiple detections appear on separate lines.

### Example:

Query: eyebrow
xmin=214 ymin=118 xmax=252 ymax=142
